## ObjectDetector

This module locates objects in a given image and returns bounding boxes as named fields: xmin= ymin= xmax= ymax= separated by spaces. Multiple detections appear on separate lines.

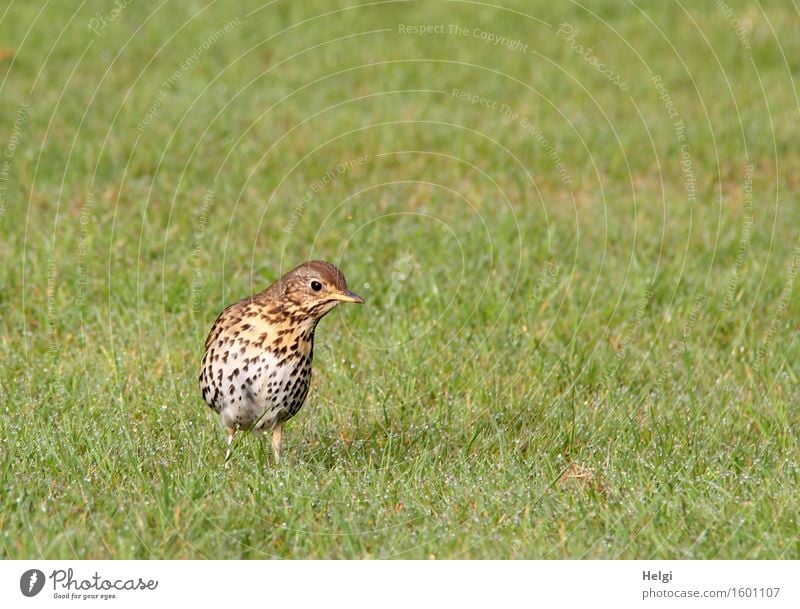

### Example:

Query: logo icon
xmin=20 ymin=569 xmax=45 ymax=597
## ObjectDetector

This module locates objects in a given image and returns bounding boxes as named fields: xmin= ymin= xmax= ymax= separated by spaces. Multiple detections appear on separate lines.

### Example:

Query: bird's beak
xmin=329 ymin=289 xmax=364 ymax=304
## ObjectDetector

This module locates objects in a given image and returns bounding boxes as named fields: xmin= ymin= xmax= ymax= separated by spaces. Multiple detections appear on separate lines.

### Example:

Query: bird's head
xmin=272 ymin=260 xmax=364 ymax=321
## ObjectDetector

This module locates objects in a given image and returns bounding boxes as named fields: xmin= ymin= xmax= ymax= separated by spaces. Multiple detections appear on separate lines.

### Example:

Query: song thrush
xmin=199 ymin=260 xmax=363 ymax=464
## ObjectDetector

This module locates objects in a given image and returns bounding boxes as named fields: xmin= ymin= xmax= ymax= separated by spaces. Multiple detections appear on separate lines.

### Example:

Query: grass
xmin=1 ymin=0 xmax=799 ymax=559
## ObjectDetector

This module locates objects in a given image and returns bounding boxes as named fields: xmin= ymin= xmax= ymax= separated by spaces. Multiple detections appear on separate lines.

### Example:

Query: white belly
xmin=221 ymin=353 xmax=311 ymax=431
xmin=219 ymin=351 xmax=298 ymax=432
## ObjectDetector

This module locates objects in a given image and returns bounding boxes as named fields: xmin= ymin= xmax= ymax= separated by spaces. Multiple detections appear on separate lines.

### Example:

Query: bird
xmin=198 ymin=260 xmax=364 ymax=465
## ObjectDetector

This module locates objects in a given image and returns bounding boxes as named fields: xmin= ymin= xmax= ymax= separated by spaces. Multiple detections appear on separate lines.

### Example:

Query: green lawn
xmin=1 ymin=1 xmax=798 ymax=558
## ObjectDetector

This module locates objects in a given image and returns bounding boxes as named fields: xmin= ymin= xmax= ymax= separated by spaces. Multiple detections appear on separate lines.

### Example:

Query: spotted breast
xmin=198 ymin=260 xmax=364 ymax=464
xmin=199 ymin=297 xmax=315 ymax=433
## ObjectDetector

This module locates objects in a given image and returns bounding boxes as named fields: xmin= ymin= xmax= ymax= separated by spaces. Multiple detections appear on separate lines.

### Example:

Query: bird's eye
xmin=310 ymin=280 xmax=322 ymax=292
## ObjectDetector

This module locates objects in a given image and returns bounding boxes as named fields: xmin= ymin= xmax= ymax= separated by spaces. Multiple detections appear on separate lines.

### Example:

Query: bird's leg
xmin=224 ymin=427 xmax=236 ymax=466
xmin=271 ymin=422 xmax=284 ymax=464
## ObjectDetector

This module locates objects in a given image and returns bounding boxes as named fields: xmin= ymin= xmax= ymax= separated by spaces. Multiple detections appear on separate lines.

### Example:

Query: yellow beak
xmin=329 ymin=289 xmax=365 ymax=304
